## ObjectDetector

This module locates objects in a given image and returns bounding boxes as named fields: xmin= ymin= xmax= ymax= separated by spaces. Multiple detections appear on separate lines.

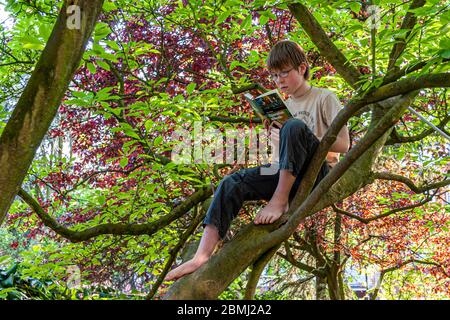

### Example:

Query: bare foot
xmin=254 ymin=200 xmax=289 ymax=225
xmin=165 ymin=257 xmax=207 ymax=282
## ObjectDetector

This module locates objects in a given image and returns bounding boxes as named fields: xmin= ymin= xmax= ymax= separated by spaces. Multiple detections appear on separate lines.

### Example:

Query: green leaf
xmin=103 ymin=1 xmax=118 ymax=12
xmin=22 ymin=43 xmax=44 ymax=50
xmin=105 ymin=40 xmax=121 ymax=51
xmin=230 ymin=61 xmax=240 ymax=70
xmin=100 ymin=52 xmax=119 ymax=63
xmin=153 ymin=136 xmax=163 ymax=146
xmin=349 ymin=2 xmax=361 ymax=14
xmin=120 ymin=157 xmax=129 ymax=168
xmin=97 ymin=60 xmax=111 ymax=71
xmin=94 ymin=22 xmax=112 ymax=40
xmin=98 ymin=195 xmax=106 ymax=205
xmin=186 ymin=83 xmax=196 ymax=95
xmin=439 ymin=50 xmax=450 ymax=59
xmin=216 ymin=11 xmax=231 ymax=25
xmin=144 ymin=119 xmax=154 ymax=132
xmin=93 ymin=43 xmax=105 ymax=55
xmin=87 ymin=62 xmax=96 ymax=74
xmin=124 ymin=130 xmax=140 ymax=140
xmin=259 ymin=14 xmax=269 ymax=26
xmin=38 ymin=23 xmax=52 ymax=40
xmin=97 ymin=87 xmax=113 ymax=98
xmin=241 ymin=14 xmax=252 ymax=30
xmin=0 ymin=256 xmax=12 ymax=266
xmin=439 ymin=38 xmax=450 ymax=50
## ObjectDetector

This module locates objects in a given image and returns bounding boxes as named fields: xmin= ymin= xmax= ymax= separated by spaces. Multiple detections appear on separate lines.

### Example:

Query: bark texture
xmin=0 ymin=0 xmax=105 ymax=224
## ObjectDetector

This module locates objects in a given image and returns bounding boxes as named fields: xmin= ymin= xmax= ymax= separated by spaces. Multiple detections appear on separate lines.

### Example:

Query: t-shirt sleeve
xmin=321 ymin=92 xmax=343 ymax=126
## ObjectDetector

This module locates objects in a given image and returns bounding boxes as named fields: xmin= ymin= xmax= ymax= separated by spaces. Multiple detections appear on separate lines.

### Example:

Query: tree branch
xmin=18 ymin=186 xmax=213 ymax=242
xmin=146 ymin=208 xmax=206 ymax=299
xmin=387 ymin=0 xmax=426 ymax=72
xmin=293 ymin=232 xmax=315 ymax=257
xmin=383 ymin=58 xmax=450 ymax=86
xmin=244 ymin=244 xmax=281 ymax=299
xmin=371 ymin=258 xmax=449 ymax=300
xmin=332 ymin=193 xmax=434 ymax=224
xmin=372 ymin=172 xmax=450 ymax=194
xmin=0 ymin=61 xmax=35 ymax=67
xmin=364 ymin=73 xmax=450 ymax=105
xmin=231 ymin=83 xmax=267 ymax=95
xmin=277 ymin=243 xmax=324 ymax=277
xmin=208 ymin=116 xmax=262 ymax=124
xmin=386 ymin=114 xmax=450 ymax=145
xmin=0 ymin=0 xmax=106 ymax=223
xmin=288 ymin=2 xmax=362 ymax=89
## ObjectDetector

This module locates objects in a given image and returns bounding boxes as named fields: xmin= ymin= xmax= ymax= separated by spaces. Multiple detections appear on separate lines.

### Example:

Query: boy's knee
xmin=221 ymin=171 xmax=241 ymax=187
xmin=281 ymin=118 xmax=307 ymax=136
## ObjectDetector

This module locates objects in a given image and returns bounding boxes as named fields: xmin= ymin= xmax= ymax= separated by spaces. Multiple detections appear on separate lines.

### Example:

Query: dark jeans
xmin=203 ymin=118 xmax=330 ymax=239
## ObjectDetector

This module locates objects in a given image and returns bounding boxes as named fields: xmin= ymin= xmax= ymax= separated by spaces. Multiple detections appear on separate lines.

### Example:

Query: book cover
xmin=244 ymin=89 xmax=292 ymax=123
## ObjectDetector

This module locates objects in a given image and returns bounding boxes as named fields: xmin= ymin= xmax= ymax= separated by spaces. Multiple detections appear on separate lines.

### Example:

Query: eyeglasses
xmin=270 ymin=68 xmax=294 ymax=81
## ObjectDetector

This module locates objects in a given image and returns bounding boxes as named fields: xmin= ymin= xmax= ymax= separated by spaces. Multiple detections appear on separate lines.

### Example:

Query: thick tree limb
xmin=363 ymin=73 xmax=450 ymax=106
xmin=18 ymin=186 xmax=213 ymax=242
xmin=0 ymin=0 xmax=105 ymax=223
xmin=288 ymin=2 xmax=362 ymax=89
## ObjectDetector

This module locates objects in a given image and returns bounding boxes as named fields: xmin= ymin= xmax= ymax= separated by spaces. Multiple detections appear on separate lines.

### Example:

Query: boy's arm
xmin=322 ymin=93 xmax=350 ymax=154
xmin=329 ymin=124 xmax=350 ymax=153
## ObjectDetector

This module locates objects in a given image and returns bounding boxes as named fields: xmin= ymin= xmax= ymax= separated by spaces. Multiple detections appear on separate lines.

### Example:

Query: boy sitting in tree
xmin=166 ymin=40 xmax=350 ymax=281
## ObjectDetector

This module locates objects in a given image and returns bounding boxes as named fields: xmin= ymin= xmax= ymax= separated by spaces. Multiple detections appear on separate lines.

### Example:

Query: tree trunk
xmin=326 ymin=266 xmax=343 ymax=300
xmin=0 ymin=0 xmax=105 ymax=224
xmin=315 ymin=274 xmax=328 ymax=300
xmin=244 ymin=244 xmax=280 ymax=299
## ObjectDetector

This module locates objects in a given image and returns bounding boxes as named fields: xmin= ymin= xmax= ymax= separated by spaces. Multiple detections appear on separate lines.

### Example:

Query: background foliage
xmin=0 ymin=0 xmax=449 ymax=299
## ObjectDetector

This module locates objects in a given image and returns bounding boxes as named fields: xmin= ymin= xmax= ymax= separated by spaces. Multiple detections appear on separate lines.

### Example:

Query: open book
xmin=244 ymin=89 xmax=292 ymax=123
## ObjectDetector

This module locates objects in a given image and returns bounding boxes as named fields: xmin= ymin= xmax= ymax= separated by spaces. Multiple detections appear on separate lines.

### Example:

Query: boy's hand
xmin=263 ymin=119 xmax=283 ymax=130
xmin=228 ymin=161 xmax=243 ymax=174
xmin=271 ymin=120 xmax=283 ymax=129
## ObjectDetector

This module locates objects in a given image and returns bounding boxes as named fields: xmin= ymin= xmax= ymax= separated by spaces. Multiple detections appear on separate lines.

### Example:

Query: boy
xmin=165 ymin=40 xmax=350 ymax=281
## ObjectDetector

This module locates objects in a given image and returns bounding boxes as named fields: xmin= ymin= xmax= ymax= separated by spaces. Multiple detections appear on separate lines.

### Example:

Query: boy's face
xmin=270 ymin=63 xmax=307 ymax=96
